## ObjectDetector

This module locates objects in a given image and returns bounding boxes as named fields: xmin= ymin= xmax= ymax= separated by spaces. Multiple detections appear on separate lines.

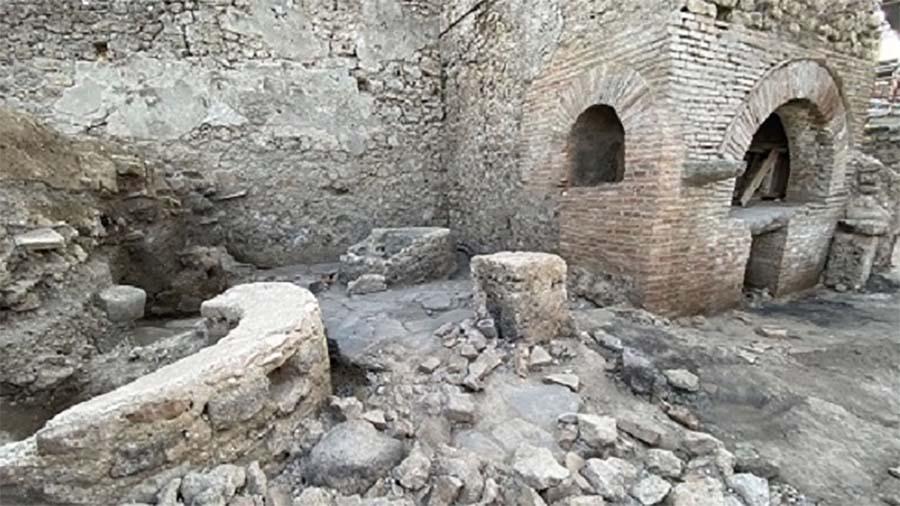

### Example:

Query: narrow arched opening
xmin=567 ymin=105 xmax=625 ymax=186
xmin=732 ymin=112 xmax=791 ymax=206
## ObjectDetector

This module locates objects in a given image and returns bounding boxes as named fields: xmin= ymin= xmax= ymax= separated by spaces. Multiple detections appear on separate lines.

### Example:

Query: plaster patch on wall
xmin=357 ymin=0 xmax=439 ymax=70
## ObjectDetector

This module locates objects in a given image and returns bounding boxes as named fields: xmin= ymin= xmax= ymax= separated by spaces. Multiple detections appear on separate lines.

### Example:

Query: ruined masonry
xmin=1 ymin=0 xmax=899 ymax=505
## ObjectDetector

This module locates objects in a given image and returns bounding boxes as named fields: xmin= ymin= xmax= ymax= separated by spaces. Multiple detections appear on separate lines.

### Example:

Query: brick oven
xmin=444 ymin=1 xmax=881 ymax=315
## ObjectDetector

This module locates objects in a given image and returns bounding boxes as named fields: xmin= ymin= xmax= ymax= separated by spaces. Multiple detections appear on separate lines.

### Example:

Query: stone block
xmin=347 ymin=274 xmax=387 ymax=295
xmin=98 ymin=285 xmax=147 ymax=322
xmin=339 ymin=227 xmax=456 ymax=286
xmin=824 ymin=231 xmax=879 ymax=290
xmin=14 ymin=228 xmax=66 ymax=252
xmin=471 ymin=252 xmax=573 ymax=343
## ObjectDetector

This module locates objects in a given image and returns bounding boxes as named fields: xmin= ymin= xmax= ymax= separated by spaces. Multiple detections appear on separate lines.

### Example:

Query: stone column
xmin=471 ymin=252 xmax=574 ymax=343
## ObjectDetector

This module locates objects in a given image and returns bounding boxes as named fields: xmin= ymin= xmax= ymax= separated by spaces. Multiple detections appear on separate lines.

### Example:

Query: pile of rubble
xmin=119 ymin=251 xmax=790 ymax=506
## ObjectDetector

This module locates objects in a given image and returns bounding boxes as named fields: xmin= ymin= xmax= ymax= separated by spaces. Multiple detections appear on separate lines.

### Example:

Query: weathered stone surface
xmin=668 ymin=476 xmax=727 ymax=506
xmin=617 ymin=416 xmax=664 ymax=447
xmin=512 ymin=444 xmax=570 ymax=490
xmin=392 ymin=443 xmax=431 ymax=491
xmin=592 ymin=330 xmax=624 ymax=353
xmin=340 ymin=228 xmax=456 ymax=286
xmin=645 ymin=449 xmax=683 ymax=479
xmin=663 ymin=369 xmax=700 ymax=392
xmin=97 ymin=285 xmax=147 ymax=322
xmin=13 ymin=228 xmax=66 ymax=251
xmin=682 ymin=432 xmax=724 ymax=457
xmin=543 ymin=373 xmax=580 ymax=392
xmin=726 ymin=473 xmax=769 ymax=506
xmin=622 ymin=349 xmax=658 ymax=395
xmin=0 ymin=283 xmax=331 ymax=505
xmin=180 ymin=465 xmax=246 ymax=505
xmin=631 ymin=474 xmax=671 ymax=505
xmin=445 ymin=392 xmax=477 ymax=424
xmin=462 ymin=347 xmax=503 ymax=390
xmin=529 ymin=345 xmax=554 ymax=369
xmin=581 ymin=458 xmax=628 ymax=501
xmin=348 ymin=274 xmax=388 ymax=295
xmin=577 ymin=414 xmax=618 ymax=448
xmin=307 ymin=420 xmax=406 ymax=494
xmin=825 ymin=231 xmax=880 ymax=290
xmin=471 ymin=252 xmax=573 ymax=343
xmin=433 ymin=446 xmax=485 ymax=504
xmin=556 ymin=496 xmax=607 ymax=506
xmin=419 ymin=357 xmax=442 ymax=374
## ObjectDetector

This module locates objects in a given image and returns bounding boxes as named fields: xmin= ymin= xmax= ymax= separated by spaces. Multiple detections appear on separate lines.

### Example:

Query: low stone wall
xmin=0 ymin=283 xmax=331 ymax=505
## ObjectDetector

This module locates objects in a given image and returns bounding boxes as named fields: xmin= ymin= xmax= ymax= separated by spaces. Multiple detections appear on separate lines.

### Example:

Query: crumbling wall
xmin=0 ymin=108 xmax=231 ymax=404
xmin=0 ymin=0 xmax=445 ymax=266
xmin=862 ymin=59 xmax=900 ymax=270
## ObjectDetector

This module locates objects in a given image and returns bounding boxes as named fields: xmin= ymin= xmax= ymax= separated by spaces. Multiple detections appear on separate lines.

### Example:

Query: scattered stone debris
xmin=755 ymin=326 xmax=789 ymax=339
xmin=663 ymin=368 xmax=700 ymax=392
xmin=543 ymin=373 xmax=580 ymax=392
xmin=13 ymin=228 xmax=66 ymax=252
xmin=348 ymin=273 xmax=388 ymax=295
xmin=512 ymin=444 xmax=570 ymax=490
xmin=418 ymin=357 xmax=441 ymax=374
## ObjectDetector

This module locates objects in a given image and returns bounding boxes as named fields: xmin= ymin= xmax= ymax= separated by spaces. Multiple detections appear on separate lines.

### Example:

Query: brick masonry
xmin=442 ymin=0 xmax=883 ymax=315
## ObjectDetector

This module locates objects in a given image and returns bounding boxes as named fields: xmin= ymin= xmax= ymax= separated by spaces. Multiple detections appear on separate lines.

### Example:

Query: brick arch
xmin=720 ymin=59 xmax=851 ymax=199
xmin=520 ymin=64 xmax=683 ymax=190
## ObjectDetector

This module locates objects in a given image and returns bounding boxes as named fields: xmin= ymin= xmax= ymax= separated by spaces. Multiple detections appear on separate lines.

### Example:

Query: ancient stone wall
xmin=0 ymin=0 xmax=445 ymax=265
xmin=863 ymin=59 xmax=900 ymax=269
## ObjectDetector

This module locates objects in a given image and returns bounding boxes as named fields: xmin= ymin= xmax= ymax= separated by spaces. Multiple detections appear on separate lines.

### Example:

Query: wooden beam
xmin=739 ymin=149 xmax=779 ymax=207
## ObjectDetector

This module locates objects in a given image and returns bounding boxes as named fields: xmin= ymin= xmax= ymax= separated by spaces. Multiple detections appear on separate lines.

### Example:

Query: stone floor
xmin=288 ymin=264 xmax=900 ymax=505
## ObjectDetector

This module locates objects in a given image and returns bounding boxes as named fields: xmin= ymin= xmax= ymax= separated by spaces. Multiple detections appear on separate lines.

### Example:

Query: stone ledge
xmin=0 ymin=283 xmax=331 ymax=505
xmin=682 ymin=160 xmax=744 ymax=186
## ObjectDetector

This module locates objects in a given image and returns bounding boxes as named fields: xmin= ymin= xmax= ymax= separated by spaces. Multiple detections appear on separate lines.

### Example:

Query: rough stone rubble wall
xmin=863 ymin=59 xmax=900 ymax=268
xmin=0 ymin=0 xmax=445 ymax=266
xmin=441 ymin=0 xmax=881 ymax=314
